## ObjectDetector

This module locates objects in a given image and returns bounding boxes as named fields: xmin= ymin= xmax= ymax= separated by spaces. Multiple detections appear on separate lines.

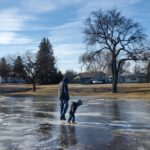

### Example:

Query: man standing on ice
xmin=58 ymin=76 xmax=70 ymax=120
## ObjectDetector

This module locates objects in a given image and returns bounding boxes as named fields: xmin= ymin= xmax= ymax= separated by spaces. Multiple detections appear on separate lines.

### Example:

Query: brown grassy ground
xmin=0 ymin=83 xmax=150 ymax=100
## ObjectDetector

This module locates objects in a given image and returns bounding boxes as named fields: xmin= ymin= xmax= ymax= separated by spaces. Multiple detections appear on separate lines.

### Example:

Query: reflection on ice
xmin=0 ymin=96 xmax=150 ymax=150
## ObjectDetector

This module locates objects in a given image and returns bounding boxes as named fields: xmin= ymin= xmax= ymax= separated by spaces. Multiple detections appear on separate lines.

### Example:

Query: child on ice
xmin=68 ymin=99 xmax=83 ymax=124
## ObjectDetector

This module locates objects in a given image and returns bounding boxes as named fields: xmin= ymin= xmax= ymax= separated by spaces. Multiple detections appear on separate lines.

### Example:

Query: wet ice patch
xmin=77 ymin=112 xmax=102 ymax=117
xmin=3 ymin=122 xmax=11 ymax=126
xmin=137 ymin=146 xmax=145 ymax=150
xmin=38 ymin=119 xmax=108 ymax=129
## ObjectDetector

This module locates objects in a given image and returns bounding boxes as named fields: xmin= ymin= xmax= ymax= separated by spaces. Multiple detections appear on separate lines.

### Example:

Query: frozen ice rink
xmin=0 ymin=96 xmax=150 ymax=150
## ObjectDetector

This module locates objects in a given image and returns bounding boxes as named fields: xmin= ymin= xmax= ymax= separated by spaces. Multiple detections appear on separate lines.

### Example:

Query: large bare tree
xmin=83 ymin=9 xmax=149 ymax=93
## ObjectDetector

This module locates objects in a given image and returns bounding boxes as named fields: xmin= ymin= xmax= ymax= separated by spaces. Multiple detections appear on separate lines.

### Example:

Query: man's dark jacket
xmin=59 ymin=77 xmax=69 ymax=101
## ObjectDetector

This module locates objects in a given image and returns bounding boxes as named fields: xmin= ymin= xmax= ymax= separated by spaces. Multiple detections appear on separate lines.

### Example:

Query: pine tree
xmin=36 ymin=37 xmax=57 ymax=84
xmin=51 ymin=70 xmax=63 ymax=84
xmin=13 ymin=56 xmax=25 ymax=82
xmin=0 ymin=57 xmax=11 ymax=82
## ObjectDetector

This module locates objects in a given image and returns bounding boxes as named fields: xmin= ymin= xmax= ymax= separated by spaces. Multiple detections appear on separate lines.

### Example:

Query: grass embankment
xmin=0 ymin=83 xmax=150 ymax=100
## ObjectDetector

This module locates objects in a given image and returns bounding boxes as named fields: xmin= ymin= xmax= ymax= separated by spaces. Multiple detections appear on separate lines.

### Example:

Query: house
xmin=0 ymin=76 xmax=25 ymax=83
xmin=74 ymin=71 xmax=146 ymax=84
xmin=74 ymin=72 xmax=111 ymax=84
xmin=119 ymin=72 xmax=146 ymax=83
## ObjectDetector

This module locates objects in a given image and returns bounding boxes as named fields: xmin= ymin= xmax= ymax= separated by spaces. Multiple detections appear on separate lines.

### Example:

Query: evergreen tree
xmin=13 ymin=56 xmax=25 ymax=82
xmin=51 ymin=70 xmax=63 ymax=84
xmin=0 ymin=57 xmax=11 ymax=82
xmin=36 ymin=37 xmax=57 ymax=84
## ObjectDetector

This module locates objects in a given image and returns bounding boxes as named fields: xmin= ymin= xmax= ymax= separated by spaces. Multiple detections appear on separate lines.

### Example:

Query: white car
xmin=92 ymin=80 xmax=104 ymax=84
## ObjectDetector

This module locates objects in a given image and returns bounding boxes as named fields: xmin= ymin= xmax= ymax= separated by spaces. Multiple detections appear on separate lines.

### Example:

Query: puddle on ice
xmin=0 ymin=96 xmax=150 ymax=150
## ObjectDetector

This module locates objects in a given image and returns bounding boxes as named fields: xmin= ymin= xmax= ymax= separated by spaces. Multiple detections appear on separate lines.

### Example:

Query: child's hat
xmin=78 ymin=99 xmax=83 ymax=105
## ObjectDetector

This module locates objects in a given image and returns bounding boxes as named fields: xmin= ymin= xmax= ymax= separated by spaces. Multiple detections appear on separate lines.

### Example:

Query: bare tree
xmin=119 ymin=61 xmax=131 ymax=75
xmin=79 ymin=51 xmax=111 ymax=73
xmin=22 ymin=51 xmax=39 ymax=92
xmin=83 ymin=9 xmax=150 ymax=93
xmin=65 ymin=70 xmax=77 ymax=83
xmin=80 ymin=51 xmax=131 ymax=76
xmin=132 ymin=61 xmax=148 ymax=73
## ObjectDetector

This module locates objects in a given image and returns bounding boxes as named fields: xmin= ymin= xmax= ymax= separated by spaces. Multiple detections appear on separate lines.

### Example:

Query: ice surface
xmin=0 ymin=96 xmax=150 ymax=150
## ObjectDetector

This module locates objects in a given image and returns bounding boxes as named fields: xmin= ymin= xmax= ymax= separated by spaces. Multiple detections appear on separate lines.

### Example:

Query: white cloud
xmin=21 ymin=0 xmax=76 ymax=13
xmin=49 ymin=21 xmax=85 ymax=72
xmin=76 ymin=0 xmax=143 ymax=17
xmin=0 ymin=8 xmax=34 ymax=32
xmin=58 ymin=59 xmax=82 ymax=73
xmin=51 ymin=21 xmax=81 ymax=31
xmin=50 ymin=21 xmax=82 ymax=44
xmin=53 ymin=43 xmax=85 ymax=72
xmin=54 ymin=43 xmax=84 ymax=59
xmin=0 ymin=8 xmax=35 ymax=45
xmin=21 ymin=0 xmax=56 ymax=13
xmin=0 ymin=32 xmax=33 ymax=45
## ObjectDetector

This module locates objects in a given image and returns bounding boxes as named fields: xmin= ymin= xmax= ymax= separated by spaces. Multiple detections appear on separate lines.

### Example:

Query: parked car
xmin=92 ymin=80 xmax=104 ymax=84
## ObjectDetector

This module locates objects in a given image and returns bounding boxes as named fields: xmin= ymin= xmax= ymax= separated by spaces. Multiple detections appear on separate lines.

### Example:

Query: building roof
xmin=120 ymin=72 xmax=146 ymax=78
xmin=77 ymin=72 xmax=105 ymax=78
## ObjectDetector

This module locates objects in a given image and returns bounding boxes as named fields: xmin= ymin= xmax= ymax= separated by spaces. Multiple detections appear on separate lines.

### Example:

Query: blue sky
xmin=0 ymin=0 xmax=150 ymax=73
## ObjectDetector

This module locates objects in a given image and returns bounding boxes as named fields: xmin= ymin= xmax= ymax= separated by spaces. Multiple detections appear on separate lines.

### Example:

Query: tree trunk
xmin=112 ymin=56 xmax=118 ymax=93
xmin=112 ymin=72 xmax=118 ymax=93
xmin=32 ymin=80 xmax=36 ymax=92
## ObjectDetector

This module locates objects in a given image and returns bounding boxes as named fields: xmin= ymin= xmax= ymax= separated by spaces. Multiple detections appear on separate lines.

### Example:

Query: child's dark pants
xmin=68 ymin=112 xmax=75 ymax=122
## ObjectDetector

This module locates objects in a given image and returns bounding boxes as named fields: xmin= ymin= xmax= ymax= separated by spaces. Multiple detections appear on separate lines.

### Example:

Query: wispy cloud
xmin=50 ymin=21 xmax=82 ymax=44
xmin=21 ymin=0 xmax=76 ymax=13
xmin=0 ymin=32 xmax=33 ymax=45
xmin=54 ymin=43 xmax=84 ymax=72
xmin=0 ymin=8 xmax=35 ymax=45
xmin=0 ymin=8 xmax=34 ymax=32
xmin=54 ymin=43 xmax=84 ymax=58
xmin=76 ymin=0 xmax=143 ymax=17
xmin=0 ymin=0 xmax=143 ymax=32
xmin=21 ymin=0 xmax=57 ymax=13
xmin=57 ymin=59 xmax=82 ymax=72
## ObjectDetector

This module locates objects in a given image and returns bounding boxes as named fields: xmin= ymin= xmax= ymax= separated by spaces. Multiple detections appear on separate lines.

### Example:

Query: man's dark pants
xmin=60 ymin=100 xmax=68 ymax=119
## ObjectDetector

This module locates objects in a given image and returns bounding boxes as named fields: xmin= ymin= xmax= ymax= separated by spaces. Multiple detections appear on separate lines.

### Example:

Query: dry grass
xmin=0 ymin=83 xmax=150 ymax=100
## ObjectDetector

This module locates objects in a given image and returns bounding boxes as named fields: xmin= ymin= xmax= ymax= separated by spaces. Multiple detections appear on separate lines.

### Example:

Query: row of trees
xmin=0 ymin=38 xmax=63 ymax=91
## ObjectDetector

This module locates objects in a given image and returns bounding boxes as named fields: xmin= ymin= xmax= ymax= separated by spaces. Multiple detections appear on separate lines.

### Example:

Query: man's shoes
xmin=63 ymin=116 xmax=66 ymax=120
xmin=60 ymin=115 xmax=66 ymax=120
